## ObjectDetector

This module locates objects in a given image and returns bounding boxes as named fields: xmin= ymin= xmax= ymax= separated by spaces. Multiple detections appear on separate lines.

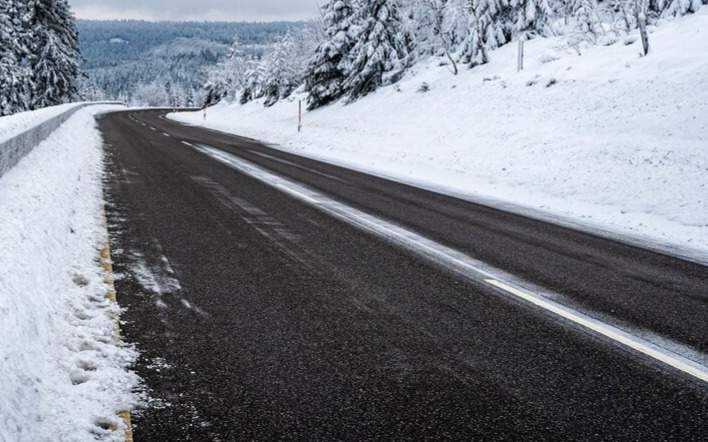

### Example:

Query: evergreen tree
xmin=305 ymin=0 xmax=358 ymax=110
xmin=0 ymin=0 xmax=32 ymax=115
xmin=509 ymin=0 xmax=556 ymax=37
xmin=262 ymin=32 xmax=299 ymax=107
xmin=657 ymin=0 xmax=703 ymax=15
xmin=343 ymin=0 xmax=412 ymax=101
xmin=240 ymin=58 xmax=265 ymax=105
xmin=28 ymin=0 xmax=80 ymax=109
xmin=569 ymin=0 xmax=600 ymax=36
xmin=408 ymin=0 xmax=467 ymax=74
xmin=461 ymin=0 xmax=511 ymax=67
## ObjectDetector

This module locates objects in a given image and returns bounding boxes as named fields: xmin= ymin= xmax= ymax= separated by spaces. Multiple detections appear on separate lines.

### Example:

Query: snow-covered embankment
xmin=0 ymin=105 xmax=138 ymax=441
xmin=171 ymin=9 xmax=708 ymax=263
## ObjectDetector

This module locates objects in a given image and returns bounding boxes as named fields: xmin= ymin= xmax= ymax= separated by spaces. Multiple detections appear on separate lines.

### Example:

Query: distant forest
xmin=78 ymin=20 xmax=304 ymax=106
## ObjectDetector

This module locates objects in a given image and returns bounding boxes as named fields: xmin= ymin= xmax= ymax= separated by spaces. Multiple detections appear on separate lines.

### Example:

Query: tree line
xmin=0 ymin=0 xmax=80 ymax=116
xmin=205 ymin=0 xmax=705 ymax=111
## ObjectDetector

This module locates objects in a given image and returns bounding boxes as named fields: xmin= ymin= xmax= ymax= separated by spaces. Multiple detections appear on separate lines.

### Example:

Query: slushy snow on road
xmin=0 ymin=105 xmax=139 ymax=442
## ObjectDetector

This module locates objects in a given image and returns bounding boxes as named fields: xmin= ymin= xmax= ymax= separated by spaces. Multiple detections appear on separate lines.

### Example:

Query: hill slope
xmin=78 ymin=20 xmax=302 ymax=104
xmin=171 ymin=9 xmax=708 ymax=263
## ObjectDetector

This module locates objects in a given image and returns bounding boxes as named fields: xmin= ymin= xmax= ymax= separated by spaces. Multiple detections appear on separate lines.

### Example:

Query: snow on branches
xmin=0 ymin=0 xmax=80 ymax=115
xmin=201 ymin=0 xmax=704 ymax=109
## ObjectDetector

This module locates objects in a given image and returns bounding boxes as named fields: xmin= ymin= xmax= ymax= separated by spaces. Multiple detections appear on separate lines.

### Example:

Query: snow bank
xmin=0 ymin=103 xmax=83 ymax=144
xmin=171 ymin=9 xmax=708 ymax=263
xmin=0 ymin=106 xmax=139 ymax=441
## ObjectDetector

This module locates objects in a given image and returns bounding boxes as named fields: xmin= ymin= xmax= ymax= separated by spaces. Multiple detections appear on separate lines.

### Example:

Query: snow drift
xmin=0 ymin=106 xmax=138 ymax=441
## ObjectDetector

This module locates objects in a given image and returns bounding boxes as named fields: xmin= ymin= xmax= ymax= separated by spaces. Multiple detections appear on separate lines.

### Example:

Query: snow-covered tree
xmin=408 ymin=0 xmax=467 ymax=74
xmin=566 ymin=0 xmax=602 ymax=42
xmin=259 ymin=25 xmax=322 ymax=107
xmin=305 ymin=0 xmax=358 ymax=109
xmin=656 ymin=0 xmax=703 ymax=16
xmin=343 ymin=0 xmax=412 ymax=101
xmin=205 ymin=36 xmax=250 ymax=103
xmin=131 ymin=81 xmax=170 ymax=107
xmin=261 ymin=32 xmax=299 ymax=106
xmin=0 ymin=0 xmax=32 ymax=115
xmin=461 ymin=0 xmax=512 ymax=67
xmin=509 ymin=0 xmax=557 ymax=37
xmin=28 ymin=0 xmax=80 ymax=108
xmin=239 ymin=59 xmax=266 ymax=105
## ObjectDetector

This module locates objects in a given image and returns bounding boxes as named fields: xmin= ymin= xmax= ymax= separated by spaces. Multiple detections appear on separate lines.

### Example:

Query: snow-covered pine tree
xmin=204 ymin=36 xmax=248 ymax=103
xmin=509 ymin=0 xmax=556 ymax=37
xmin=655 ymin=0 xmax=703 ymax=16
xmin=28 ymin=0 xmax=80 ymax=109
xmin=409 ymin=0 xmax=466 ymax=74
xmin=261 ymin=32 xmax=299 ymax=107
xmin=305 ymin=0 xmax=358 ymax=110
xmin=461 ymin=0 xmax=512 ymax=67
xmin=343 ymin=0 xmax=412 ymax=102
xmin=439 ymin=0 xmax=471 ymax=49
xmin=0 ymin=3 xmax=23 ymax=114
xmin=567 ymin=0 xmax=601 ymax=40
xmin=0 ymin=0 xmax=32 ymax=115
xmin=404 ymin=0 xmax=436 ymax=57
xmin=240 ymin=57 xmax=266 ymax=105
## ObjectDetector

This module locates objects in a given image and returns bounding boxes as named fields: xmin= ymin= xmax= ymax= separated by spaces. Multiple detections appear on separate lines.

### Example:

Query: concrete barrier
xmin=0 ymin=102 xmax=122 ymax=179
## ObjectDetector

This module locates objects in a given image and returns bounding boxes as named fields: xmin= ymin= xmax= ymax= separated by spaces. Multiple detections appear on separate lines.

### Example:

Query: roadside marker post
xmin=298 ymin=100 xmax=302 ymax=133
xmin=517 ymin=39 xmax=525 ymax=72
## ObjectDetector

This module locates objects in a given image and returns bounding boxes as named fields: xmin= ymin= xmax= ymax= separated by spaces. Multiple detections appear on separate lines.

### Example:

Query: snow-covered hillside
xmin=171 ymin=9 xmax=708 ymax=263
xmin=0 ymin=106 xmax=138 ymax=441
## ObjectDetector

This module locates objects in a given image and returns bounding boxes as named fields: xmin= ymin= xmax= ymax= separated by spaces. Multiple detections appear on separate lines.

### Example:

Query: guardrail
xmin=0 ymin=102 xmax=123 ymax=180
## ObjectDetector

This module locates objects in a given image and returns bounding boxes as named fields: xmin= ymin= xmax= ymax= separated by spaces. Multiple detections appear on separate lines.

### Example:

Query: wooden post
xmin=633 ymin=0 xmax=649 ymax=56
xmin=298 ymin=100 xmax=302 ymax=133
xmin=517 ymin=38 xmax=525 ymax=72
xmin=637 ymin=12 xmax=649 ymax=56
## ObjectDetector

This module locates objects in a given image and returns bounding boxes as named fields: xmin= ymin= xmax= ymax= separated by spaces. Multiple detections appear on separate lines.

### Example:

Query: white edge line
xmin=485 ymin=279 xmax=708 ymax=384
xmin=192 ymin=143 xmax=708 ymax=385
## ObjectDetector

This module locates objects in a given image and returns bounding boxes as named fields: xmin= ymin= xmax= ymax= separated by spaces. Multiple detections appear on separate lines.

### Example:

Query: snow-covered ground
xmin=0 ymin=105 xmax=139 ymax=441
xmin=0 ymin=103 xmax=84 ymax=144
xmin=171 ymin=9 xmax=708 ymax=263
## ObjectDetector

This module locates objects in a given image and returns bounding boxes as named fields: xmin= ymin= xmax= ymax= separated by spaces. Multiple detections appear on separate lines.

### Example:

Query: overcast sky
xmin=68 ymin=0 xmax=321 ymax=22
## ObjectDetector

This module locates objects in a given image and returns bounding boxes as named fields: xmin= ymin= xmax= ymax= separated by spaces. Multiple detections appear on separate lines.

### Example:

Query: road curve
xmin=99 ymin=110 xmax=708 ymax=441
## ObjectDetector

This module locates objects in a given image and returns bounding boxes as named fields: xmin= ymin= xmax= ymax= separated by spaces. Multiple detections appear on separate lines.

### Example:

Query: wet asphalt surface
xmin=99 ymin=110 xmax=708 ymax=441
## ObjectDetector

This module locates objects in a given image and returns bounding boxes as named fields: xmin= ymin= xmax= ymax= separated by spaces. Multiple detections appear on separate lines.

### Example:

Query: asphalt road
xmin=99 ymin=110 xmax=708 ymax=441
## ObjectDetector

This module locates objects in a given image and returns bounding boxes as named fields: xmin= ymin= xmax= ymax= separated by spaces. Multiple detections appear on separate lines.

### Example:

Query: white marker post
xmin=298 ymin=100 xmax=302 ymax=133
xmin=517 ymin=38 xmax=525 ymax=72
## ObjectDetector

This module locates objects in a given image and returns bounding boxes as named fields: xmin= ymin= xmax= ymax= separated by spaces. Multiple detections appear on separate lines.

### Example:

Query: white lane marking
xmin=485 ymin=279 xmax=708 ymax=384
xmin=150 ymin=127 xmax=157 ymax=131
xmin=162 ymin=132 xmax=170 ymax=137
xmin=192 ymin=143 xmax=708 ymax=384
xmin=248 ymin=150 xmax=350 ymax=184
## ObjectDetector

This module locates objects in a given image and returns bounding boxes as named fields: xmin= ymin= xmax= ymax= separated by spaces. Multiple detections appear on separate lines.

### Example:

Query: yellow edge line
xmin=100 ymin=210 xmax=134 ymax=442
